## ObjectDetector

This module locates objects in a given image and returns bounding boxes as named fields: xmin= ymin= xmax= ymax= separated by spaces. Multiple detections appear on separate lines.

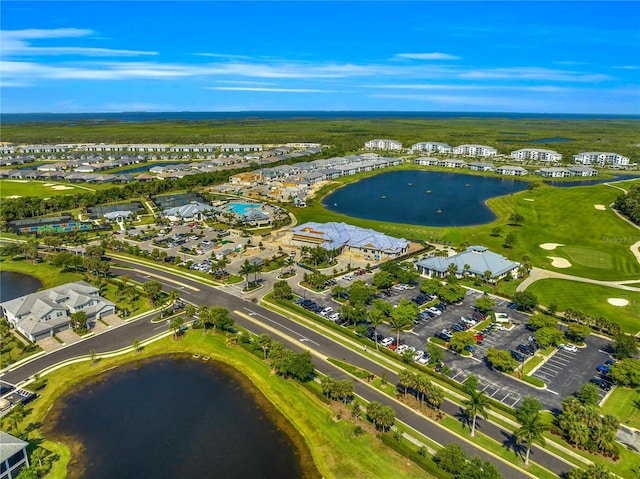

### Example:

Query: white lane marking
xmin=241 ymin=307 xmax=320 ymax=346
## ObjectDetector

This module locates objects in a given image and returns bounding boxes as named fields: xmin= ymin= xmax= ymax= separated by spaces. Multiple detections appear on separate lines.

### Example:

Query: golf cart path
xmin=517 ymin=267 xmax=640 ymax=292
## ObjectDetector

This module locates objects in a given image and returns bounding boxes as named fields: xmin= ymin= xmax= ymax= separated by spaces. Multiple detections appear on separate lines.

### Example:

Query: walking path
xmin=517 ymin=267 xmax=640 ymax=292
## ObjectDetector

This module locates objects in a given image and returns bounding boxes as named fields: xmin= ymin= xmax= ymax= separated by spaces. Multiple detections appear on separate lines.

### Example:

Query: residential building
xmin=364 ymin=139 xmax=403 ymax=151
xmin=0 ymin=431 xmax=29 ymax=479
xmin=467 ymin=161 xmax=494 ymax=172
xmin=414 ymin=157 xmax=440 ymax=166
xmin=288 ymin=222 xmax=409 ymax=260
xmin=220 ymin=144 xmax=263 ymax=152
xmin=453 ymin=145 xmax=498 ymax=157
xmin=439 ymin=159 xmax=466 ymax=168
xmin=535 ymin=167 xmax=572 ymax=178
xmin=415 ymin=245 xmax=520 ymax=281
xmin=161 ymin=201 xmax=217 ymax=222
xmin=496 ymin=165 xmax=529 ymax=176
xmin=0 ymin=281 xmax=115 ymax=342
xmin=567 ymin=166 xmax=599 ymax=177
xmin=411 ymin=142 xmax=452 ymax=153
xmin=511 ymin=148 xmax=562 ymax=162
xmin=573 ymin=152 xmax=630 ymax=166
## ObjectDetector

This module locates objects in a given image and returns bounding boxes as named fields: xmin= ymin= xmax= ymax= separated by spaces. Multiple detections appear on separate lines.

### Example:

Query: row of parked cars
xmin=294 ymin=298 xmax=343 ymax=323
xmin=379 ymin=336 xmax=431 ymax=365
xmin=590 ymin=359 xmax=617 ymax=392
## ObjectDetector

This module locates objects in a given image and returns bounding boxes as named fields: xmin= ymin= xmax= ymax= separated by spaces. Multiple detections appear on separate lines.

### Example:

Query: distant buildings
xmin=453 ymin=145 xmax=498 ymax=157
xmin=573 ymin=152 xmax=629 ymax=167
xmin=511 ymin=148 xmax=562 ymax=162
xmin=411 ymin=142 xmax=452 ymax=154
xmin=496 ymin=165 xmax=529 ymax=176
xmin=161 ymin=201 xmax=217 ymax=222
xmin=364 ymin=139 xmax=403 ymax=151
xmin=0 ymin=281 xmax=115 ymax=342
xmin=416 ymin=245 xmax=520 ymax=281
xmin=288 ymin=222 xmax=409 ymax=260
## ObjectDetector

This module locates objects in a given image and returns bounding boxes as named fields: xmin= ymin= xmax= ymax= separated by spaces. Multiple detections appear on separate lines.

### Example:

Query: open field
xmin=2 ymin=117 xmax=639 ymax=162
xmin=526 ymin=279 xmax=640 ymax=334
xmin=0 ymin=180 xmax=100 ymax=198
xmin=7 ymin=332 xmax=433 ymax=479
xmin=600 ymin=387 xmax=640 ymax=430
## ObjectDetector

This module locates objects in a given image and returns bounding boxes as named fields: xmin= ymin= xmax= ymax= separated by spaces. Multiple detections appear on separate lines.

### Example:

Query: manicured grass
xmin=0 ymin=179 xmax=117 ymax=198
xmin=0 ymin=258 xmax=83 ymax=289
xmin=600 ymin=386 xmax=640 ymax=430
xmin=5 ymin=332 xmax=433 ymax=479
xmin=527 ymin=279 xmax=640 ymax=334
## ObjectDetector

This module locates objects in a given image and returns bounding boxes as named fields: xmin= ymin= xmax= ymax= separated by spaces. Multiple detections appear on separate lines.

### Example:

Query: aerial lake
xmin=44 ymin=356 xmax=319 ymax=479
xmin=0 ymin=271 xmax=42 ymax=302
xmin=323 ymin=170 xmax=528 ymax=226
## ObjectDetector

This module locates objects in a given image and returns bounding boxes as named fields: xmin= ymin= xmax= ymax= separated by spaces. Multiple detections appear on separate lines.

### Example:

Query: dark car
xmin=517 ymin=344 xmax=535 ymax=356
xmin=589 ymin=377 xmax=612 ymax=391
xmin=510 ymin=349 xmax=525 ymax=362
xmin=436 ymin=332 xmax=452 ymax=341
xmin=596 ymin=364 xmax=611 ymax=374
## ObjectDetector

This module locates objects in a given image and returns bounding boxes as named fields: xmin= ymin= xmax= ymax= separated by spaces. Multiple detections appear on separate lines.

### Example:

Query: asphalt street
xmin=1 ymin=257 xmax=575 ymax=478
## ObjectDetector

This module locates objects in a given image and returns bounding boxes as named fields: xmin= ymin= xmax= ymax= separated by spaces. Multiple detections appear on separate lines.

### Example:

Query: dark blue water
xmin=48 ymin=356 xmax=318 ymax=479
xmin=499 ymin=137 xmax=575 ymax=144
xmin=544 ymin=174 xmax=640 ymax=188
xmin=3 ymin=111 xmax=639 ymax=124
xmin=0 ymin=271 xmax=42 ymax=302
xmin=323 ymin=170 xmax=527 ymax=226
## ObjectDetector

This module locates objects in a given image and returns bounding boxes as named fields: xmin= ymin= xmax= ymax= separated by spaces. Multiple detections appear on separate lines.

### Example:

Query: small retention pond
xmin=323 ymin=170 xmax=527 ymax=227
xmin=44 ymin=356 xmax=319 ymax=479
xmin=0 ymin=271 xmax=42 ymax=302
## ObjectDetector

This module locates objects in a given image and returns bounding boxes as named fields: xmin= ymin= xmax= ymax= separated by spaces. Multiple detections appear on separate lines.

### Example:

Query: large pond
xmin=323 ymin=170 xmax=528 ymax=226
xmin=0 ymin=271 xmax=43 ymax=302
xmin=44 ymin=356 xmax=319 ymax=479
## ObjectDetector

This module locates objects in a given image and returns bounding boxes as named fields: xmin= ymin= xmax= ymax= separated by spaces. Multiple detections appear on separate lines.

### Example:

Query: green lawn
xmin=0 ymin=179 xmax=97 ymax=198
xmin=600 ymin=386 xmax=640 ymax=430
xmin=0 ymin=258 xmax=84 ymax=289
xmin=526 ymin=279 xmax=640 ymax=334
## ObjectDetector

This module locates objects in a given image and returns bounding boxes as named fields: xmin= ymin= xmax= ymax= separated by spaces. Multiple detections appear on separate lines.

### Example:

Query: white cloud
xmin=1 ymin=28 xmax=93 ymax=40
xmin=459 ymin=67 xmax=614 ymax=83
xmin=206 ymin=87 xmax=335 ymax=93
xmin=367 ymin=83 xmax=566 ymax=92
xmin=611 ymin=65 xmax=640 ymax=70
xmin=395 ymin=52 xmax=461 ymax=60
xmin=370 ymin=92 xmax=538 ymax=108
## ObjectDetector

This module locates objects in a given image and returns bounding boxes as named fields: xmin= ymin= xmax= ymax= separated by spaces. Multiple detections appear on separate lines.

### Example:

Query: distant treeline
xmin=614 ymin=183 xmax=640 ymax=225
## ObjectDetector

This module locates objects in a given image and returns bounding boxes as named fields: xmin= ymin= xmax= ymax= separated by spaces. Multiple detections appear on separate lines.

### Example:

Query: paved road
xmin=2 ymin=257 xmax=574 ymax=478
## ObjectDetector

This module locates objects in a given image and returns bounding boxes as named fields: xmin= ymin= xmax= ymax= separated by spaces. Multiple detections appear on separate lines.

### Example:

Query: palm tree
xmin=414 ymin=374 xmax=431 ymax=410
xmin=285 ymin=256 xmax=296 ymax=274
xmin=515 ymin=411 xmax=548 ymax=465
xmin=463 ymin=263 xmax=471 ymax=278
xmin=463 ymin=389 xmax=490 ymax=436
xmin=258 ymin=333 xmax=272 ymax=360
xmin=368 ymin=299 xmax=390 ymax=349
xmin=239 ymin=260 xmax=252 ymax=290
xmin=398 ymin=369 xmax=414 ymax=401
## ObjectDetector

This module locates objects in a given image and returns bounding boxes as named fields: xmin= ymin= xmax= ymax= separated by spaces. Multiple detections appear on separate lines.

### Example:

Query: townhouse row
xmin=413 ymin=158 xmax=598 ymax=177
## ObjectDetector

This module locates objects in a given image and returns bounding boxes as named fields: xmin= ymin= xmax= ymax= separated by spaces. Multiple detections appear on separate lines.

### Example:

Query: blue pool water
xmin=227 ymin=202 xmax=261 ymax=215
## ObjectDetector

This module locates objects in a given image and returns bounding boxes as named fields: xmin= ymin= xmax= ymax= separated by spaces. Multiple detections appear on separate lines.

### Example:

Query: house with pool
xmin=287 ymin=222 xmax=410 ymax=261
xmin=416 ymin=246 xmax=520 ymax=282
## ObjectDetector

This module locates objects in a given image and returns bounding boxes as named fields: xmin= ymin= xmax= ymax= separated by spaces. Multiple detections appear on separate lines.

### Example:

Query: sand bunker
xmin=540 ymin=243 xmax=565 ymax=251
xmin=547 ymin=256 xmax=572 ymax=268
xmin=6 ymin=195 xmax=22 ymax=199
xmin=594 ymin=204 xmax=606 ymax=210
xmin=43 ymin=183 xmax=54 ymax=186
xmin=523 ymin=198 xmax=535 ymax=202
xmin=608 ymin=298 xmax=629 ymax=307
xmin=50 ymin=185 xmax=74 ymax=190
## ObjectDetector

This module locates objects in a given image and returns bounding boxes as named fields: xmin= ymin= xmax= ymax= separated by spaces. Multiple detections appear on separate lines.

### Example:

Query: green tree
xmin=503 ymin=232 xmax=517 ymax=249
xmin=420 ymin=278 xmax=441 ymax=295
xmin=527 ymin=314 xmax=557 ymax=330
xmin=609 ymin=358 xmax=640 ymax=387
xmin=438 ymin=284 xmax=466 ymax=304
xmin=576 ymin=382 xmax=600 ymax=407
xmin=512 ymin=291 xmax=537 ymax=311
xmin=515 ymin=407 xmax=548 ymax=465
xmin=475 ymin=296 xmax=496 ymax=313
xmin=458 ymin=455 xmax=503 ymax=479
xmin=239 ymin=260 xmax=253 ymax=290
xmin=463 ymin=389 xmax=490 ymax=436
xmin=142 ymin=280 xmax=163 ymax=307
xmin=398 ymin=369 xmax=416 ymax=401
xmin=8 ymin=403 xmax=26 ymax=435
xmin=288 ymin=351 xmax=314 ymax=381
xmin=463 ymin=374 xmax=479 ymax=395
xmin=534 ymin=327 xmax=565 ymax=348
xmin=132 ymin=338 xmax=141 ymax=353
xmin=184 ymin=303 xmax=196 ymax=322
xmin=433 ymin=443 xmax=468 ymax=474
xmin=372 ymin=271 xmax=394 ymax=290
xmin=486 ymin=348 xmax=518 ymax=372
xmin=348 ymin=280 xmax=375 ymax=306
xmin=389 ymin=299 xmax=416 ymax=345
xmin=567 ymin=323 xmax=591 ymax=343
xmin=169 ymin=316 xmax=184 ymax=339
xmin=612 ymin=333 xmax=638 ymax=359
xmin=258 ymin=333 xmax=272 ymax=360
xmin=509 ymin=212 xmax=525 ymax=226
xmin=272 ymin=280 xmax=293 ymax=300
xmin=369 ymin=299 xmax=391 ymax=348
xmin=70 ymin=311 xmax=88 ymax=332
xmin=426 ymin=342 xmax=445 ymax=365
xmin=449 ymin=330 xmax=477 ymax=354
xmin=210 ymin=306 xmax=233 ymax=334
xmin=567 ymin=463 xmax=613 ymax=479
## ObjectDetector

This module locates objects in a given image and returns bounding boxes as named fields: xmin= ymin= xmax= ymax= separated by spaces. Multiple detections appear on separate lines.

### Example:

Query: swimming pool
xmin=227 ymin=202 xmax=261 ymax=216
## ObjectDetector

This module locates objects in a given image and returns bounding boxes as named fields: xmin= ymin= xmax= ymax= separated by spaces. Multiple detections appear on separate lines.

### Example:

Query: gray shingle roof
xmin=416 ymin=245 xmax=520 ymax=277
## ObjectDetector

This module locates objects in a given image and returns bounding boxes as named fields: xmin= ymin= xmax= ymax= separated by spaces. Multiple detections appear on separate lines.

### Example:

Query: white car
xmin=381 ymin=337 xmax=394 ymax=347
xmin=342 ymin=275 xmax=353 ymax=281
xmin=396 ymin=344 xmax=409 ymax=354
xmin=428 ymin=307 xmax=442 ymax=316
xmin=559 ymin=343 xmax=578 ymax=353
xmin=328 ymin=313 xmax=341 ymax=322
xmin=417 ymin=354 xmax=430 ymax=365
xmin=412 ymin=350 xmax=424 ymax=361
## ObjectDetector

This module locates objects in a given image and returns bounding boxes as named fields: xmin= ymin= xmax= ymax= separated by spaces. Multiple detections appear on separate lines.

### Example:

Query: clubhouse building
xmin=287 ymin=222 xmax=409 ymax=261
xmin=416 ymin=246 xmax=520 ymax=281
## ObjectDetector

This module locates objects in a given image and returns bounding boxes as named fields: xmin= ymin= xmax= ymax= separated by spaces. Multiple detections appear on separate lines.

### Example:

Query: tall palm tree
xmin=239 ymin=260 xmax=252 ymax=290
xmin=515 ymin=411 xmax=548 ymax=465
xmin=398 ymin=369 xmax=415 ymax=401
xmin=368 ymin=299 xmax=391 ymax=349
xmin=463 ymin=389 xmax=490 ymax=436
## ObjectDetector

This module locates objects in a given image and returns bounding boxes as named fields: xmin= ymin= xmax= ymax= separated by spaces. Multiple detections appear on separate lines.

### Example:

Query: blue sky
xmin=1 ymin=1 xmax=639 ymax=114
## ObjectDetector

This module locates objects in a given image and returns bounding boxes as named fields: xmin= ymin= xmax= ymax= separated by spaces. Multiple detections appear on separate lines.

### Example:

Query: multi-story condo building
xmin=453 ymin=144 xmax=497 ymax=157
xmin=573 ymin=152 xmax=630 ymax=166
xmin=511 ymin=148 xmax=562 ymax=162
xmin=411 ymin=142 xmax=452 ymax=153
xmin=364 ymin=139 xmax=403 ymax=151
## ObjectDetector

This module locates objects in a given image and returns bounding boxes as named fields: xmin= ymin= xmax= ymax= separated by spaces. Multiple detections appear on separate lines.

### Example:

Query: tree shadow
xmin=501 ymin=429 xmax=525 ymax=460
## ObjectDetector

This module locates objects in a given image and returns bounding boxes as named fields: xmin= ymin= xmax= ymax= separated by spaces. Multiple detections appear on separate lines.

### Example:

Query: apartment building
xmin=511 ymin=148 xmax=562 ymax=162
xmin=453 ymin=144 xmax=498 ymax=157
xmin=364 ymin=139 xmax=403 ymax=151
xmin=411 ymin=141 xmax=452 ymax=153
xmin=573 ymin=152 xmax=630 ymax=166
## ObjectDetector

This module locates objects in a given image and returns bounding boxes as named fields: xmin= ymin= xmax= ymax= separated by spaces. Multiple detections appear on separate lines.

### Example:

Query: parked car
xmin=596 ymin=364 xmax=610 ymax=374
xmin=589 ymin=377 xmax=612 ymax=391
xmin=381 ymin=337 xmax=394 ymax=347
xmin=510 ymin=349 xmax=525 ymax=362
xmin=464 ymin=345 xmax=475 ymax=353
xmin=517 ymin=344 xmax=535 ymax=356
xmin=396 ymin=344 xmax=409 ymax=354
xmin=417 ymin=354 xmax=430 ymax=365
xmin=559 ymin=343 xmax=578 ymax=353
xmin=342 ymin=274 xmax=353 ymax=281
xmin=413 ymin=350 xmax=425 ymax=361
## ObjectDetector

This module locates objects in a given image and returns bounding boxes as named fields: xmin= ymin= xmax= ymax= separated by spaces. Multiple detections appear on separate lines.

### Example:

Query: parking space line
xmin=546 ymin=389 xmax=559 ymax=395
xmin=489 ymin=389 xmax=499 ymax=398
